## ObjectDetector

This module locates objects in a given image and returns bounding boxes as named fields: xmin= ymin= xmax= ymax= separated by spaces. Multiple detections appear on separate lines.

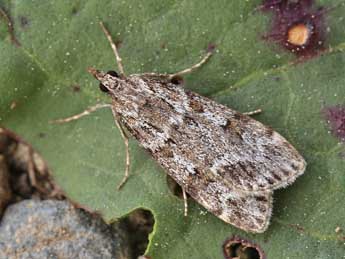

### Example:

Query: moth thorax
xmin=99 ymin=71 xmax=121 ymax=93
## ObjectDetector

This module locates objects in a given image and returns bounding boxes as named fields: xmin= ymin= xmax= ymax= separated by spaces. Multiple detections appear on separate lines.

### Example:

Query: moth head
xmin=87 ymin=67 xmax=123 ymax=93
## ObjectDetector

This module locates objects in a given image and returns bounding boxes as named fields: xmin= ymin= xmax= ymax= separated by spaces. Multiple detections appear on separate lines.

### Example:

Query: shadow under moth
xmin=55 ymin=22 xmax=306 ymax=233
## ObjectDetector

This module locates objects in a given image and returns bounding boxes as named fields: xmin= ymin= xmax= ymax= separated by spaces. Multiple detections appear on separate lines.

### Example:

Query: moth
xmin=55 ymin=22 xmax=306 ymax=233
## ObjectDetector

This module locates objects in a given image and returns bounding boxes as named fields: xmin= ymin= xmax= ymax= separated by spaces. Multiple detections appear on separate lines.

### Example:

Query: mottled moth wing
xmin=178 ymin=87 xmax=307 ymax=194
xmin=189 ymin=187 xmax=273 ymax=233
xmin=98 ymin=72 xmax=306 ymax=232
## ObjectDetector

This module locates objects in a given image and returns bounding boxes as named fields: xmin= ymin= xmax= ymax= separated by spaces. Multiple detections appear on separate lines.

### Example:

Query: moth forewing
xmin=168 ymin=171 xmax=274 ymax=233
xmin=216 ymin=191 xmax=273 ymax=233
xmin=180 ymin=90 xmax=307 ymax=194
xmin=91 ymin=71 xmax=306 ymax=232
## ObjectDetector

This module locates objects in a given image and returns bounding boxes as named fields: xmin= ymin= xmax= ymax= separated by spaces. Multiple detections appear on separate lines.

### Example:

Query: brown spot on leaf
xmin=115 ymin=39 xmax=123 ymax=49
xmin=71 ymin=84 xmax=81 ymax=92
xmin=261 ymin=0 xmax=328 ymax=58
xmin=160 ymin=42 xmax=167 ymax=49
xmin=38 ymin=132 xmax=46 ymax=138
xmin=0 ymin=7 xmax=20 ymax=46
xmin=71 ymin=6 xmax=79 ymax=15
xmin=121 ymin=208 xmax=154 ymax=258
xmin=223 ymin=236 xmax=266 ymax=259
xmin=288 ymin=223 xmax=305 ymax=233
xmin=19 ymin=16 xmax=29 ymax=28
xmin=207 ymin=43 xmax=217 ymax=53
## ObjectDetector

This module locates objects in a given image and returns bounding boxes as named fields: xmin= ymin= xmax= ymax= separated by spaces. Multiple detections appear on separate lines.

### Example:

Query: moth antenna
xmin=168 ymin=50 xmax=213 ymax=79
xmin=49 ymin=104 xmax=111 ymax=124
xmin=99 ymin=21 xmax=125 ymax=76
xmin=243 ymin=109 xmax=262 ymax=116
xmin=114 ymin=117 xmax=131 ymax=191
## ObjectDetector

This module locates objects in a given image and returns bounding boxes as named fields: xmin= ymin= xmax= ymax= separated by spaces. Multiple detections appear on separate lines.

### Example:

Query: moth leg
xmin=168 ymin=51 xmax=213 ymax=80
xmin=109 ymin=106 xmax=131 ymax=190
xmin=50 ymin=104 xmax=111 ymax=124
xmin=27 ymin=150 xmax=50 ymax=194
xmin=182 ymin=187 xmax=188 ymax=217
xmin=243 ymin=109 xmax=262 ymax=116
xmin=27 ymin=150 xmax=38 ymax=189
xmin=113 ymin=117 xmax=131 ymax=190
xmin=99 ymin=21 xmax=125 ymax=76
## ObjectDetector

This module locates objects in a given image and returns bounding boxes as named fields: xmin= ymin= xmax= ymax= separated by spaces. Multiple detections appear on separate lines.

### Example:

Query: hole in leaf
xmin=0 ymin=127 xmax=65 ymax=201
xmin=0 ymin=127 xmax=67 ymax=217
xmin=223 ymin=236 xmax=265 ymax=259
xmin=119 ymin=208 xmax=155 ymax=259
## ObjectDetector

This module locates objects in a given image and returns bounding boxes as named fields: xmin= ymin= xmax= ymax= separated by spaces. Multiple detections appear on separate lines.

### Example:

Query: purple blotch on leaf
xmin=261 ymin=0 xmax=328 ymax=57
xmin=323 ymin=105 xmax=345 ymax=142
xmin=207 ymin=43 xmax=216 ymax=53
xmin=19 ymin=16 xmax=30 ymax=28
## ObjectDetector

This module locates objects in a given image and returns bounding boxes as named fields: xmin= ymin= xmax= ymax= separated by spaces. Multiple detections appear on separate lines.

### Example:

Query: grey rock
xmin=0 ymin=199 xmax=129 ymax=259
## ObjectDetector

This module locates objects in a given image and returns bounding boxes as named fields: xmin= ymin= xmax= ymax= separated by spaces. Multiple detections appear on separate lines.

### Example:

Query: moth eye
xmin=99 ymin=83 xmax=109 ymax=93
xmin=106 ymin=70 xmax=119 ymax=77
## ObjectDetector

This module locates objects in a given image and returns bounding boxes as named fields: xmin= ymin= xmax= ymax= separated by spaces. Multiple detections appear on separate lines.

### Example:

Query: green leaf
xmin=1 ymin=0 xmax=345 ymax=258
